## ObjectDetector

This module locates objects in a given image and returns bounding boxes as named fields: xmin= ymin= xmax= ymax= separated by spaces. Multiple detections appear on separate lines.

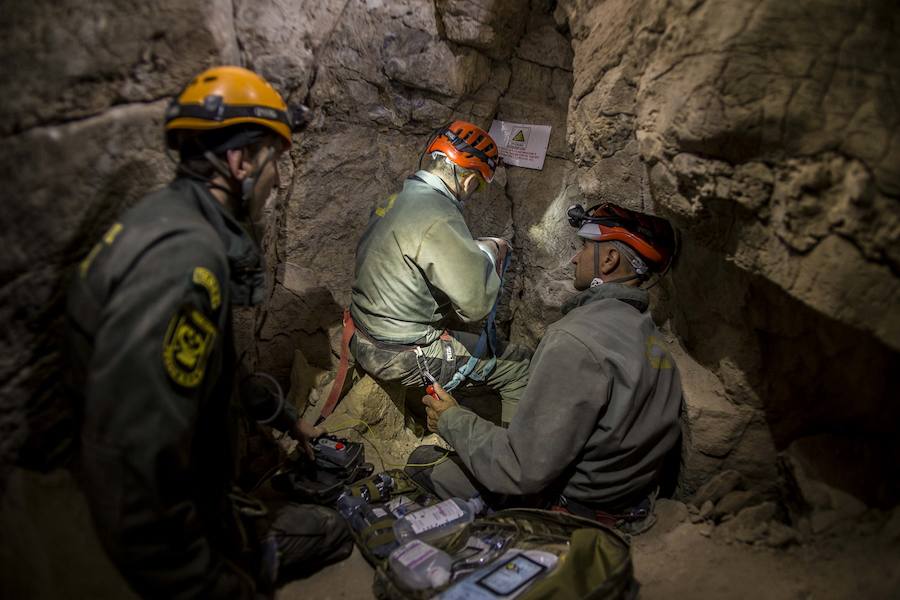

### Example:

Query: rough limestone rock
xmin=765 ymin=521 xmax=801 ymax=548
xmin=713 ymin=490 xmax=762 ymax=522
xmin=233 ymin=0 xmax=346 ymax=103
xmin=3 ymin=101 xmax=173 ymax=471
xmin=4 ymin=3 xmax=898 ymax=577
xmin=691 ymin=470 xmax=743 ymax=508
xmin=715 ymin=501 xmax=779 ymax=545
xmin=714 ymin=500 xmax=799 ymax=548
xmin=438 ymin=0 xmax=528 ymax=60
xmin=318 ymin=375 xmax=428 ymax=470
xmin=782 ymin=444 xmax=871 ymax=535
xmin=286 ymin=349 xmax=325 ymax=416
xmin=1 ymin=0 xmax=239 ymax=136
xmin=555 ymin=0 xmax=900 ymax=505
xmin=654 ymin=499 xmax=689 ymax=535
xmin=697 ymin=500 xmax=714 ymax=522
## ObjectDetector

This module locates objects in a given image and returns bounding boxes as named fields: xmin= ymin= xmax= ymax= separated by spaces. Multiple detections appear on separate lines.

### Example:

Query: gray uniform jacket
xmin=350 ymin=170 xmax=500 ymax=344
xmin=66 ymin=177 xmax=278 ymax=599
xmin=438 ymin=284 xmax=683 ymax=507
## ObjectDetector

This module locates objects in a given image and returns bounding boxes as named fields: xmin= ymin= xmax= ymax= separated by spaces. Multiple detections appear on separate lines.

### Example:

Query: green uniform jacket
xmin=438 ymin=284 xmax=683 ymax=507
xmin=350 ymin=170 xmax=500 ymax=344
xmin=66 ymin=177 xmax=277 ymax=599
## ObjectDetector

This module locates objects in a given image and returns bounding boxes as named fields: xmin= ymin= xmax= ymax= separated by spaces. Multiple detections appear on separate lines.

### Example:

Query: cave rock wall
xmin=3 ymin=0 xmax=897 ymax=514
xmin=556 ymin=0 xmax=899 ymax=503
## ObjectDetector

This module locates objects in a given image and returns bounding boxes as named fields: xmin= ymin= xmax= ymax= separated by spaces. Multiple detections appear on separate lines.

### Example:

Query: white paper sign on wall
xmin=488 ymin=120 xmax=552 ymax=171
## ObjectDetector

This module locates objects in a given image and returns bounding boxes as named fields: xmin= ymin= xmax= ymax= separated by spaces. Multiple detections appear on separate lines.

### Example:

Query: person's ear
xmin=600 ymin=244 xmax=620 ymax=275
xmin=225 ymin=148 xmax=252 ymax=181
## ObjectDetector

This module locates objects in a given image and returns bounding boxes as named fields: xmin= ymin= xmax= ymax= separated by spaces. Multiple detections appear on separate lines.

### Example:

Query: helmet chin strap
xmin=452 ymin=163 xmax=464 ymax=204
xmin=202 ymin=146 xmax=276 ymax=221
xmin=202 ymin=150 xmax=246 ymax=212
xmin=589 ymin=241 xmax=642 ymax=287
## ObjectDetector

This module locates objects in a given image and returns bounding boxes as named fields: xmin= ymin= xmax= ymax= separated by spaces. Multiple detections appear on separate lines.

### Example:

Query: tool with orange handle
xmin=424 ymin=373 xmax=439 ymax=401
xmin=414 ymin=347 xmax=440 ymax=400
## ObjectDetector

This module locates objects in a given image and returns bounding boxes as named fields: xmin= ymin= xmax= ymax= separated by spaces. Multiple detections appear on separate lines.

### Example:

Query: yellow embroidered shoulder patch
xmin=646 ymin=335 xmax=673 ymax=370
xmin=374 ymin=193 xmax=398 ymax=217
xmin=192 ymin=266 xmax=221 ymax=310
xmin=163 ymin=305 xmax=217 ymax=388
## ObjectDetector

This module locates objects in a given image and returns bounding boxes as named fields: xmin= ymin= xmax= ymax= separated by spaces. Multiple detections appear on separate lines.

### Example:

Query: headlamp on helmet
xmin=567 ymin=202 xmax=677 ymax=274
xmin=165 ymin=66 xmax=312 ymax=152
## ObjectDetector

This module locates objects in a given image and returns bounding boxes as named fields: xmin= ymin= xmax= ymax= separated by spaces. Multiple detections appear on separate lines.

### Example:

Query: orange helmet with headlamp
xmin=424 ymin=120 xmax=500 ymax=183
xmin=567 ymin=203 xmax=677 ymax=275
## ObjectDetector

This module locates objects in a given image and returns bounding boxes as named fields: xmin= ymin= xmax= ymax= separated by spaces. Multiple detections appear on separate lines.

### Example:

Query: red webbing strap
xmin=319 ymin=309 xmax=355 ymax=421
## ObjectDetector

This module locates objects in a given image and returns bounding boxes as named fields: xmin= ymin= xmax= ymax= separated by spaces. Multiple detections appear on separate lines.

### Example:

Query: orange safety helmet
xmin=567 ymin=203 xmax=677 ymax=273
xmin=164 ymin=65 xmax=308 ymax=150
xmin=424 ymin=120 xmax=500 ymax=182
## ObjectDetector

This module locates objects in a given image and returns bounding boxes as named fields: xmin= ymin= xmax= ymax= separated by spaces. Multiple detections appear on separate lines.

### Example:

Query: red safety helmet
xmin=567 ymin=203 xmax=677 ymax=273
xmin=424 ymin=120 xmax=500 ymax=182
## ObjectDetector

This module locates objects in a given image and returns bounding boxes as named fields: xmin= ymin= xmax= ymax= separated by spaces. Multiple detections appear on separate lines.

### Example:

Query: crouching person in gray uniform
xmin=407 ymin=203 xmax=682 ymax=534
xmin=66 ymin=66 xmax=351 ymax=599
xmin=347 ymin=121 xmax=531 ymax=426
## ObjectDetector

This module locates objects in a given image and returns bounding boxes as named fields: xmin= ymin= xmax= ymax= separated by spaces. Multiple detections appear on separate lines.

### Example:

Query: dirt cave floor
xmin=280 ymin=502 xmax=900 ymax=600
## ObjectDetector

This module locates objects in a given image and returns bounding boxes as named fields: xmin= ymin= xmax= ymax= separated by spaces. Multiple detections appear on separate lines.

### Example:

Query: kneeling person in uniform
xmin=407 ymin=203 xmax=682 ymax=532
xmin=66 ymin=66 xmax=352 ymax=599
xmin=347 ymin=121 xmax=532 ymax=425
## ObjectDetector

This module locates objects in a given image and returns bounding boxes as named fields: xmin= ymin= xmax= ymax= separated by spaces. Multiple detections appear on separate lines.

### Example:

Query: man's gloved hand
xmin=291 ymin=418 xmax=324 ymax=460
xmin=421 ymin=381 xmax=459 ymax=432
xmin=476 ymin=237 xmax=512 ymax=277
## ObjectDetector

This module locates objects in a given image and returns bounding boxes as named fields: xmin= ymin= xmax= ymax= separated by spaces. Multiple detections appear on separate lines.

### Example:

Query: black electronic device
xmin=476 ymin=553 xmax=547 ymax=596
xmin=271 ymin=435 xmax=371 ymax=505
xmin=313 ymin=435 xmax=364 ymax=472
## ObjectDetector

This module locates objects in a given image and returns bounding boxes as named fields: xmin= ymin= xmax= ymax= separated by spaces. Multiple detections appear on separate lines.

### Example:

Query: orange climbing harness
xmin=318 ymin=310 xmax=457 ymax=421
xmin=319 ymin=309 xmax=356 ymax=421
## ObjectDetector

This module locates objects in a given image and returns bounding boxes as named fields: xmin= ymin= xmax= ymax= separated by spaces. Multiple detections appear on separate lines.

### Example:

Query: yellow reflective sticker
xmin=79 ymin=243 xmax=103 ymax=277
xmin=163 ymin=306 xmax=217 ymax=388
xmin=374 ymin=193 xmax=398 ymax=217
xmin=80 ymin=222 xmax=124 ymax=277
xmin=646 ymin=335 xmax=673 ymax=369
xmin=192 ymin=266 xmax=221 ymax=310
xmin=103 ymin=222 xmax=124 ymax=245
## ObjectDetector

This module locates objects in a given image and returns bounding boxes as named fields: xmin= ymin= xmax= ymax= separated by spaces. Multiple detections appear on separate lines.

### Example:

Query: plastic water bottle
xmin=393 ymin=496 xmax=485 ymax=544
xmin=388 ymin=539 xmax=453 ymax=590
xmin=336 ymin=494 xmax=369 ymax=531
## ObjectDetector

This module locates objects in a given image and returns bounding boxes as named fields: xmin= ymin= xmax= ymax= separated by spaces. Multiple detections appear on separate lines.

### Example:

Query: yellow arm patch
xmin=374 ymin=193 xmax=398 ymax=217
xmin=80 ymin=222 xmax=124 ymax=277
xmin=646 ymin=335 xmax=673 ymax=370
xmin=192 ymin=266 xmax=221 ymax=310
xmin=163 ymin=305 xmax=217 ymax=388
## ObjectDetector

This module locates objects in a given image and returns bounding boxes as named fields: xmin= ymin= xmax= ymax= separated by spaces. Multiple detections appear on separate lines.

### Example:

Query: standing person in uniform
xmin=408 ymin=203 xmax=682 ymax=533
xmin=66 ymin=66 xmax=352 ymax=599
xmin=344 ymin=121 xmax=531 ymax=425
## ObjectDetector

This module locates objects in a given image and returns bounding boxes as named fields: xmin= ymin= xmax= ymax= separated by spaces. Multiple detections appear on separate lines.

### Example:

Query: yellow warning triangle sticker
xmin=512 ymin=130 xmax=526 ymax=142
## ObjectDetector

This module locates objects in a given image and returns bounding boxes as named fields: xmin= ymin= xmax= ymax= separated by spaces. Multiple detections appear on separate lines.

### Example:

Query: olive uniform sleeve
xmin=79 ymin=233 xmax=256 ymax=599
xmin=416 ymin=217 xmax=501 ymax=323
xmin=438 ymin=329 xmax=609 ymax=495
